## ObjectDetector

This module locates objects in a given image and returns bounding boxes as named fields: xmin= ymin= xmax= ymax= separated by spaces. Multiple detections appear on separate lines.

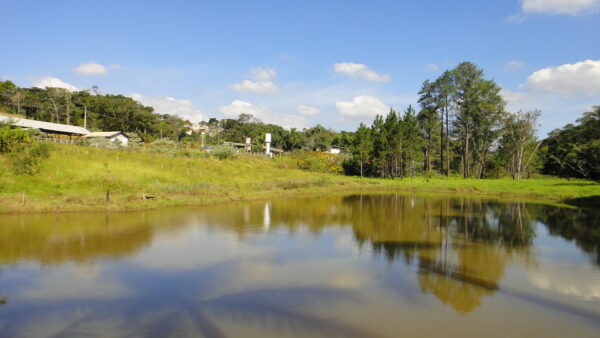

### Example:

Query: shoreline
xmin=1 ymin=144 xmax=598 ymax=215
xmin=1 ymin=177 xmax=596 ymax=215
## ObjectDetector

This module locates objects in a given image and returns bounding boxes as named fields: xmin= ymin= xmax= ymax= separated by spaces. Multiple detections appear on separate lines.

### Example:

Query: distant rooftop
xmin=0 ymin=115 xmax=90 ymax=136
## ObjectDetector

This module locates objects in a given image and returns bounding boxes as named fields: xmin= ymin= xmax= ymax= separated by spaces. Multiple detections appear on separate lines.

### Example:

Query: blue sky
xmin=1 ymin=0 xmax=599 ymax=135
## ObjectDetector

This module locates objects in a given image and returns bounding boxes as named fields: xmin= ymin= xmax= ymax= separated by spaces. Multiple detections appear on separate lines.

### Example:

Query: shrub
xmin=0 ymin=125 xmax=32 ymax=153
xmin=286 ymin=150 xmax=345 ymax=174
xmin=1 ymin=124 xmax=50 ymax=174
xmin=148 ymin=138 xmax=178 ymax=155
xmin=210 ymin=144 xmax=237 ymax=160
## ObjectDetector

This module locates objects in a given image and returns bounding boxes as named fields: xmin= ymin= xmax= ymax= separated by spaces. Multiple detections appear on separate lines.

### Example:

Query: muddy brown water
xmin=0 ymin=193 xmax=599 ymax=337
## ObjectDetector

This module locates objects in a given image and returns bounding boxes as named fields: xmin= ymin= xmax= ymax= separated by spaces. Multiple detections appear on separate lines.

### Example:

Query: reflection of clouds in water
xmin=9 ymin=309 xmax=92 ymax=338
xmin=331 ymin=273 xmax=370 ymax=289
xmin=232 ymin=257 xmax=374 ymax=288
xmin=20 ymin=264 xmax=131 ymax=300
xmin=529 ymin=262 xmax=600 ymax=300
xmin=333 ymin=228 xmax=361 ymax=255
xmin=130 ymin=226 xmax=272 ymax=271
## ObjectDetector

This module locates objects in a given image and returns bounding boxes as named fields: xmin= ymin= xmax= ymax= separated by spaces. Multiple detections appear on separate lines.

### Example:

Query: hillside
xmin=0 ymin=143 xmax=599 ymax=213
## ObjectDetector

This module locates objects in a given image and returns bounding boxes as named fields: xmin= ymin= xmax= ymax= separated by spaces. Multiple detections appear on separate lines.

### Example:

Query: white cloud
xmin=297 ymin=105 xmax=320 ymax=116
xmin=219 ymin=99 xmax=266 ymax=118
xmin=522 ymin=0 xmax=600 ymax=15
xmin=32 ymin=77 xmax=78 ymax=91
xmin=250 ymin=67 xmax=277 ymax=81
xmin=506 ymin=60 xmax=526 ymax=70
xmin=425 ymin=64 xmax=440 ymax=72
xmin=525 ymin=59 xmax=600 ymax=96
xmin=333 ymin=62 xmax=390 ymax=82
xmin=336 ymin=95 xmax=389 ymax=122
xmin=231 ymin=67 xmax=278 ymax=94
xmin=73 ymin=61 xmax=108 ymax=75
xmin=219 ymin=100 xmax=307 ymax=129
xmin=231 ymin=80 xmax=278 ymax=94
xmin=131 ymin=93 xmax=206 ymax=122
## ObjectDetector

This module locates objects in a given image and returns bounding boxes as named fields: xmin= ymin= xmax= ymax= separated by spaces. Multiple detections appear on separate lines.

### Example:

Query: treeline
xmin=1 ymin=62 xmax=597 ymax=180
xmin=541 ymin=106 xmax=599 ymax=179
xmin=0 ymin=81 xmax=190 ymax=141
xmin=346 ymin=62 xmax=543 ymax=179
xmin=199 ymin=113 xmax=348 ymax=151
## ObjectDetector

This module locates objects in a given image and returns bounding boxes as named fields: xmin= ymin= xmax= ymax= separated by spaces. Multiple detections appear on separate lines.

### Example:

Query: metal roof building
xmin=0 ymin=116 xmax=90 ymax=136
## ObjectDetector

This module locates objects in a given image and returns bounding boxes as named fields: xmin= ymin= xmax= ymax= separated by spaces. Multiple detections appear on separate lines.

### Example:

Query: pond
xmin=0 ymin=193 xmax=599 ymax=337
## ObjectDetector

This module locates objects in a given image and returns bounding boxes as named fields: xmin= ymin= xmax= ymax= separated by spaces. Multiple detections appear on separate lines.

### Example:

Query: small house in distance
xmin=84 ymin=131 xmax=129 ymax=146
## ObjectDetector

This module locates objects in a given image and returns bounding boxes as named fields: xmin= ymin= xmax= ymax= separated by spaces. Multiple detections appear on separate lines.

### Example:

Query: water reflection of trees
xmin=0 ymin=210 xmax=196 ymax=266
xmin=199 ymin=194 xmax=539 ymax=313
xmin=1 ymin=192 xmax=597 ymax=322
xmin=535 ymin=205 xmax=600 ymax=265
xmin=340 ymin=194 xmax=536 ymax=313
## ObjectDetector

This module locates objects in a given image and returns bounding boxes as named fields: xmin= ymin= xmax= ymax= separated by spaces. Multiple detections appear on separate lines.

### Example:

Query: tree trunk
xmin=463 ymin=130 xmax=470 ymax=178
xmin=445 ymin=106 xmax=450 ymax=176
xmin=440 ymin=107 xmax=444 ymax=174
xmin=360 ymin=159 xmax=364 ymax=177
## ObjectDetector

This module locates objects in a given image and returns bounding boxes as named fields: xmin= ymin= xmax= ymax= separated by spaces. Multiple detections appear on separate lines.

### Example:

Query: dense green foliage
xmin=345 ymin=62 xmax=542 ymax=179
xmin=0 ymin=124 xmax=49 ymax=174
xmin=193 ymin=113 xmax=345 ymax=152
xmin=0 ymin=80 xmax=190 ymax=141
xmin=541 ymin=106 xmax=600 ymax=180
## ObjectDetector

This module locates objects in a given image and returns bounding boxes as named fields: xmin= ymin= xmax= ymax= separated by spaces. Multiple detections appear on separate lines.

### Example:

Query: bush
xmin=210 ymin=144 xmax=237 ymax=160
xmin=0 ymin=125 xmax=32 ymax=153
xmin=148 ymin=138 xmax=178 ymax=155
xmin=284 ymin=150 xmax=345 ymax=174
xmin=0 ymin=125 xmax=50 ymax=175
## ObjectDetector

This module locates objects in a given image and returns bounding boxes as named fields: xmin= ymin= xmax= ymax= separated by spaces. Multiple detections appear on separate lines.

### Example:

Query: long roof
xmin=0 ymin=116 xmax=90 ymax=135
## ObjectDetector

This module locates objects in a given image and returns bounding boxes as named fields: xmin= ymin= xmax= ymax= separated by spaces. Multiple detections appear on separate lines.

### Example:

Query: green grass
xmin=0 ymin=143 xmax=598 ymax=213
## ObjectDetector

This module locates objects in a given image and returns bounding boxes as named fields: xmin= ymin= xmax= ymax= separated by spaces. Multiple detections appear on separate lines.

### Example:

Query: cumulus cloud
xmin=525 ymin=59 xmax=600 ymax=96
xmin=231 ymin=67 xmax=278 ymax=94
xmin=336 ymin=95 xmax=389 ymax=122
xmin=250 ymin=67 xmax=277 ymax=81
xmin=131 ymin=93 xmax=206 ymax=122
xmin=333 ymin=62 xmax=390 ymax=82
xmin=425 ymin=64 xmax=440 ymax=72
xmin=32 ymin=77 xmax=78 ymax=91
xmin=506 ymin=60 xmax=526 ymax=70
xmin=219 ymin=100 xmax=307 ymax=129
xmin=231 ymin=80 xmax=278 ymax=94
xmin=522 ymin=0 xmax=600 ymax=15
xmin=297 ymin=105 xmax=320 ymax=116
xmin=73 ymin=61 xmax=108 ymax=75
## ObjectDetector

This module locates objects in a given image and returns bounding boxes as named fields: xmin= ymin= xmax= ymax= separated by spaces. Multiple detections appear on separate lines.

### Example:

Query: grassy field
xmin=0 ymin=143 xmax=598 ymax=213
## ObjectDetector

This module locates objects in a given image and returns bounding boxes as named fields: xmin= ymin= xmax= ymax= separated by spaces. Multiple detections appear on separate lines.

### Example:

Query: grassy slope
xmin=0 ymin=143 xmax=598 ymax=213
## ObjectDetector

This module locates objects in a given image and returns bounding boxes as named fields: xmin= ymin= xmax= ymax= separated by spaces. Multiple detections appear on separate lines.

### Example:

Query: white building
xmin=84 ymin=131 xmax=129 ymax=146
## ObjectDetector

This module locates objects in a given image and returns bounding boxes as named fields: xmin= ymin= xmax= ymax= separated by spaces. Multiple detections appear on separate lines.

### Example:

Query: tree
xmin=500 ymin=110 xmax=542 ymax=179
xmin=351 ymin=123 xmax=372 ymax=177
xmin=451 ymin=62 xmax=504 ymax=178
xmin=542 ymin=106 xmax=600 ymax=179
xmin=402 ymin=105 xmax=422 ymax=178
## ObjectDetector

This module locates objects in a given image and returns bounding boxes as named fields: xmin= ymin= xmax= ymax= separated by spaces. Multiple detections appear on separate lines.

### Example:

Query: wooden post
xmin=21 ymin=191 xmax=25 ymax=206
xmin=106 ymin=190 xmax=110 ymax=202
